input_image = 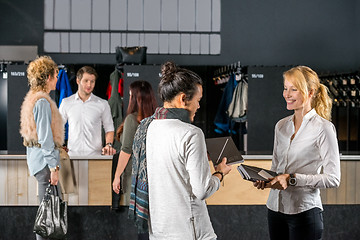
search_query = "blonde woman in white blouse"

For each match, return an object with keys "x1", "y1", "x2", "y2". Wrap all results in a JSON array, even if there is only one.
[{"x1": 254, "y1": 66, "x2": 340, "y2": 240}]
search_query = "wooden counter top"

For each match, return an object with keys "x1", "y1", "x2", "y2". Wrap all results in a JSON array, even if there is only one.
[{"x1": 1, "y1": 155, "x2": 359, "y2": 206}]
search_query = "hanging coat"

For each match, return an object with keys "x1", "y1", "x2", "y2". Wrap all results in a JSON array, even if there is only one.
[{"x1": 213, "y1": 74, "x2": 238, "y2": 133}]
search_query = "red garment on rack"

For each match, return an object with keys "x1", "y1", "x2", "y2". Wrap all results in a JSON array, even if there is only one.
[{"x1": 106, "y1": 76, "x2": 124, "y2": 99}]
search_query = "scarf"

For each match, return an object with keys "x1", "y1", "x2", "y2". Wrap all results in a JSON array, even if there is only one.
[
  {"x1": 20, "y1": 90, "x2": 64, "y2": 148},
  {"x1": 128, "y1": 107, "x2": 190, "y2": 233}
]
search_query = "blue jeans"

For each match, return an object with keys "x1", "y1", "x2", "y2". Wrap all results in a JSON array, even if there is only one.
[{"x1": 268, "y1": 208, "x2": 323, "y2": 240}]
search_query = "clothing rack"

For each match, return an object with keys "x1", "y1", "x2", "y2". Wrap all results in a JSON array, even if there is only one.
[
  {"x1": 320, "y1": 71, "x2": 360, "y2": 108},
  {"x1": 0, "y1": 60, "x2": 11, "y2": 72},
  {"x1": 58, "y1": 64, "x2": 68, "y2": 72},
  {"x1": 319, "y1": 71, "x2": 360, "y2": 151},
  {"x1": 0, "y1": 60, "x2": 25, "y2": 73},
  {"x1": 212, "y1": 61, "x2": 248, "y2": 152},
  {"x1": 213, "y1": 61, "x2": 243, "y2": 85}
]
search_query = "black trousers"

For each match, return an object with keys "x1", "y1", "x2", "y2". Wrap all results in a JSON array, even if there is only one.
[{"x1": 268, "y1": 208, "x2": 323, "y2": 240}]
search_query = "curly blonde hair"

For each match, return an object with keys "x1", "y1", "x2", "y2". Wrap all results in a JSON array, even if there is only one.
[
  {"x1": 283, "y1": 66, "x2": 333, "y2": 120},
  {"x1": 27, "y1": 56, "x2": 58, "y2": 92}
]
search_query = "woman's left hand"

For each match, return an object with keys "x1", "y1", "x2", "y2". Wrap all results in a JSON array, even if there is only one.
[
  {"x1": 112, "y1": 176, "x2": 121, "y2": 194},
  {"x1": 253, "y1": 180, "x2": 271, "y2": 190},
  {"x1": 269, "y1": 174, "x2": 290, "y2": 190},
  {"x1": 50, "y1": 171, "x2": 59, "y2": 185}
]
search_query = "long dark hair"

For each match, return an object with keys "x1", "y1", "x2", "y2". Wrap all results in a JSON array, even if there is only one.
[
  {"x1": 116, "y1": 80, "x2": 157, "y2": 140},
  {"x1": 159, "y1": 61, "x2": 202, "y2": 103}
]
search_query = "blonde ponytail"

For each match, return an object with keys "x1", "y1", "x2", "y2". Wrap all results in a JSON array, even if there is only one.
[{"x1": 312, "y1": 83, "x2": 332, "y2": 121}]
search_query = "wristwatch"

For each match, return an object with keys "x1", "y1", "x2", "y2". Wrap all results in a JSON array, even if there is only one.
[
  {"x1": 50, "y1": 166, "x2": 60, "y2": 172},
  {"x1": 288, "y1": 173, "x2": 297, "y2": 186},
  {"x1": 106, "y1": 143, "x2": 113, "y2": 148}
]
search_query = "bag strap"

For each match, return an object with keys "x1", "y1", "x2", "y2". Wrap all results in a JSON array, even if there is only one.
[
  {"x1": 45, "y1": 183, "x2": 61, "y2": 197},
  {"x1": 52, "y1": 184, "x2": 61, "y2": 197}
]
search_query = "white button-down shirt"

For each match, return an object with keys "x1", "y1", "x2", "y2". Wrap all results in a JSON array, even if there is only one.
[
  {"x1": 267, "y1": 109, "x2": 341, "y2": 214},
  {"x1": 59, "y1": 92, "x2": 114, "y2": 156}
]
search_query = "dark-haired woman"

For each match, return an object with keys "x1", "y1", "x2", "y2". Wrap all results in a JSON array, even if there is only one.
[
  {"x1": 129, "y1": 62, "x2": 231, "y2": 240},
  {"x1": 112, "y1": 80, "x2": 157, "y2": 239}
]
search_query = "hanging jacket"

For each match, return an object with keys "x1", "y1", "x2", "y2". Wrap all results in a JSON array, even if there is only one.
[
  {"x1": 56, "y1": 69, "x2": 73, "y2": 107},
  {"x1": 213, "y1": 73, "x2": 238, "y2": 133},
  {"x1": 56, "y1": 69, "x2": 73, "y2": 141},
  {"x1": 227, "y1": 79, "x2": 248, "y2": 122},
  {"x1": 108, "y1": 68, "x2": 124, "y2": 151}
]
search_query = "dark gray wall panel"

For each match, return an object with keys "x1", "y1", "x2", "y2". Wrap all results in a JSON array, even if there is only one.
[
  {"x1": 90, "y1": 32, "x2": 100, "y2": 53},
  {"x1": 127, "y1": 0, "x2": 143, "y2": 30},
  {"x1": 191, "y1": 34, "x2": 201, "y2": 54},
  {"x1": 60, "y1": 32, "x2": 69, "y2": 53},
  {"x1": 69, "y1": 32, "x2": 81, "y2": 53},
  {"x1": 161, "y1": 0, "x2": 178, "y2": 31},
  {"x1": 169, "y1": 34, "x2": 181, "y2": 54},
  {"x1": 100, "y1": 33, "x2": 110, "y2": 53},
  {"x1": 212, "y1": 0, "x2": 221, "y2": 31},
  {"x1": 44, "y1": 0, "x2": 54, "y2": 29},
  {"x1": 126, "y1": 33, "x2": 140, "y2": 46},
  {"x1": 121, "y1": 33, "x2": 127, "y2": 47},
  {"x1": 196, "y1": 0, "x2": 211, "y2": 31},
  {"x1": 145, "y1": 34, "x2": 159, "y2": 54},
  {"x1": 1, "y1": 0, "x2": 359, "y2": 70},
  {"x1": 179, "y1": 0, "x2": 195, "y2": 31},
  {"x1": 181, "y1": 34, "x2": 191, "y2": 54},
  {"x1": 92, "y1": 0, "x2": 109, "y2": 30},
  {"x1": 159, "y1": 34, "x2": 169, "y2": 54},
  {"x1": 144, "y1": 0, "x2": 161, "y2": 30},
  {"x1": 247, "y1": 66, "x2": 292, "y2": 153},
  {"x1": 110, "y1": 33, "x2": 121, "y2": 53},
  {"x1": 71, "y1": 0, "x2": 91, "y2": 30},
  {"x1": 44, "y1": 32, "x2": 60, "y2": 52},
  {"x1": 123, "y1": 65, "x2": 162, "y2": 110},
  {"x1": 7, "y1": 65, "x2": 28, "y2": 154},
  {"x1": 54, "y1": 0, "x2": 70, "y2": 29},
  {"x1": 110, "y1": 0, "x2": 127, "y2": 30},
  {"x1": 210, "y1": 34, "x2": 220, "y2": 55},
  {"x1": 200, "y1": 34, "x2": 210, "y2": 54},
  {"x1": 139, "y1": 33, "x2": 145, "y2": 47},
  {"x1": 80, "y1": 33, "x2": 91, "y2": 53}
]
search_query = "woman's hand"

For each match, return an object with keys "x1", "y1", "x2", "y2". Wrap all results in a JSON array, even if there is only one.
[
  {"x1": 269, "y1": 174, "x2": 290, "y2": 190},
  {"x1": 253, "y1": 180, "x2": 271, "y2": 190},
  {"x1": 112, "y1": 174, "x2": 121, "y2": 194},
  {"x1": 215, "y1": 157, "x2": 232, "y2": 175},
  {"x1": 50, "y1": 171, "x2": 59, "y2": 185}
]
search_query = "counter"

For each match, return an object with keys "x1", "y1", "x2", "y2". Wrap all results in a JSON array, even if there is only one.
[{"x1": 1, "y1": 154, "x2": 359, "y2": 206}]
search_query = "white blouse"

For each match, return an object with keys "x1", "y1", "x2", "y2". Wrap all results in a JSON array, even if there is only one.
[{"x1": 266, "y1": 109, "x2": 341, "y2": 214}]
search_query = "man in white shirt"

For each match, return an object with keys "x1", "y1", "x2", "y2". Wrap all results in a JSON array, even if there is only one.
[{"x1": 59, "y1": 66, "x2": 116, "y2": 156}]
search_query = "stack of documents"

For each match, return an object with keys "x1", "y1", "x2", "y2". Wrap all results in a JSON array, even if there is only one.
[{"x1": 237, "y1": 164, "x2": 277, "y2": 182}]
